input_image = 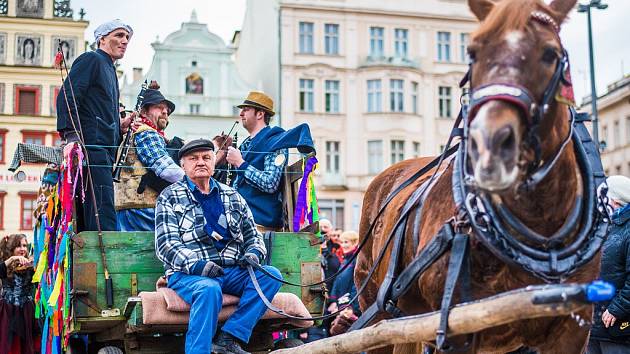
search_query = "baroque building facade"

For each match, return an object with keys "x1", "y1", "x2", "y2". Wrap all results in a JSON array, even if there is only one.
[
  {"x1": 235, "y1": 0, "x2": 477, "y2": 229},
  {"x1": 581, "y1": 74, "x2": 630, "y2": 177},
  {"x1": 0, "y1": 0, "x2": 87, "y2": 237},
  {"x1": 121, "y1": 11, "x2": 250, "y2": 142}
]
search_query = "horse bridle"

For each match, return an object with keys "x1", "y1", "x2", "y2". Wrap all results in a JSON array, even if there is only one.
[{"x1": 465, "y1": 11, "x2": 573, "y2": 192}]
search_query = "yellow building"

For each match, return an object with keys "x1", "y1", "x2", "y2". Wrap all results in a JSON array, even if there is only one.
[{"x1": 0, "y1": 0, "x2": 87, "y2": 237}]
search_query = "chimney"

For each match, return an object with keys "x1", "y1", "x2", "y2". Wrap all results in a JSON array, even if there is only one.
[{"x1": 133, "y1": 67, "x2": 143, "y2": 83}]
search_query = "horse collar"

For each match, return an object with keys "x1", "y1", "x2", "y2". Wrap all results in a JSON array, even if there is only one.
[{"x1": 452, "y1": 114, "x2": 610, "y2": 282}]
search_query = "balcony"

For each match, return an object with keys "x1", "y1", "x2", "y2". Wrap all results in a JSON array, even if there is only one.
[{"x1": 361, "y1": 55, "x2": 420, "y2": 69}]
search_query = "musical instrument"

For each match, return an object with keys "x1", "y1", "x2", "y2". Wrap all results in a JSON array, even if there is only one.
[{"x1": 225, "y1": 132, "x2": 238, "y2": 185}]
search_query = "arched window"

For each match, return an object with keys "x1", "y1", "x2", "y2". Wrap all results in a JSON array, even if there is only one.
[{"x1": 185, "y1": 73, "x2": 203, "y2": 94}]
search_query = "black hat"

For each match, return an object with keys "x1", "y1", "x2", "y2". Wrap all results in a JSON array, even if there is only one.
[
  {"x1": 142, "y1": 89, "x2": 176, "y2": 115},
  {"x1": 178, "y1": 138, "x2": 214, "y2": 159}
]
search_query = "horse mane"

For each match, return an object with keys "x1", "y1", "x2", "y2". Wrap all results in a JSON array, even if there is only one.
[{"x1": 472, "y1": 0, "x2": 563, "y2": 41}]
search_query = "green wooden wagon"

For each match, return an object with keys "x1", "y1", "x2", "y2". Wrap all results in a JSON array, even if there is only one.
[
  {"x1": 65, "y1": 159, "x2": 324, "y2": 353},
  {"x1": 68, "y1": 230, "x2": 322, "y2": 353}
]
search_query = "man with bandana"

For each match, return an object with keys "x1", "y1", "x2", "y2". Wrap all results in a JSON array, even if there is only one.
[
  {"x1": 56, "y1": 19, "x2": 133, "y2": 231},
  {"x1": 115, "y1": 84, "x2": 184, "y2": 231}
]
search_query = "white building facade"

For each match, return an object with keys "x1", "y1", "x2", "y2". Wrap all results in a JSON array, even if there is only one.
[
  {"x1": 236, "y1": 0, "x2": 477, "y2": 230},
  {"x1": 121, "y1": 11, "x2": 250, "y2": 141}
]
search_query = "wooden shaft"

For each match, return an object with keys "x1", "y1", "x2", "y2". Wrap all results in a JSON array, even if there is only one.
[{"x1": 271, "y1": 288, "x2": 589, "y2": 354}]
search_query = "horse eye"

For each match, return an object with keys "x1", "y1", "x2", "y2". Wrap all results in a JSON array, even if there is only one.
[{"x1": 541, "y1": 48, "x2": 558, "y2": 64}]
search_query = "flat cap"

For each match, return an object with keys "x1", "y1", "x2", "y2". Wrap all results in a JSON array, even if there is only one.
[{"x1": 178, "y1": 138, "x2": 214, "y2": 159}]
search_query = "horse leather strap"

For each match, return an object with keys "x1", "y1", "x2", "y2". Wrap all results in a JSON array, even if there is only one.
[
  {"x1": 453, "y1": 113, "x2": 610, "y2": 282},
  {"x1": 436, "y1": 232, "x2": 471, "y2": 351},
  {"x1": 348, "y1": 223, "x2": 457, "y2": 332}
]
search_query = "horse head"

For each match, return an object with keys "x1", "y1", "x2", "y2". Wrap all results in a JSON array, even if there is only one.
[{"x1": 466, "y1": 0, "x2": 576, "y2": 192}]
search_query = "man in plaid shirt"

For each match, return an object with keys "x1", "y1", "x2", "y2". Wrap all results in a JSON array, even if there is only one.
[
  {"x1": 227, "y1": 91, "x2": 315, "y2": 231},
  {"x1": 155, "y1": 138, "x2": 282, "y2": 354},
  {"x1": 115, "y1": 87, "x2": 184, "y2": 231}
]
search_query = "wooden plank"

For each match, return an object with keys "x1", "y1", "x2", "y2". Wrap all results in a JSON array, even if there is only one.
[{"x1": 270, "y1": 286, "x2": 591, "y2": 354}]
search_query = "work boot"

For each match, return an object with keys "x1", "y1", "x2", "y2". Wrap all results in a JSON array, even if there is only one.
[{"x1": 212, "y1": 331, "x2": 250, "y2": 354}]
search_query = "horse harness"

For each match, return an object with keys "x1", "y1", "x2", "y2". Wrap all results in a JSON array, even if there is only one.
[{"x1": 245, "y1": 10, "x2": 610, "y2": 351}]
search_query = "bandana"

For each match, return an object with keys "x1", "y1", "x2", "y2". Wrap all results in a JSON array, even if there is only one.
[
  {"x1": 94, "y1": 19, "x2": 133, "y2": 45},
  {"x1": 140, "y1": 116, "x2": 165, "y2": 138}
]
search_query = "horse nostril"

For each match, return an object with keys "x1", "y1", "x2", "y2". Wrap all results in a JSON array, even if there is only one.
[{"x1": 495, "y1": 126, "x2": 516, "y2": 153}]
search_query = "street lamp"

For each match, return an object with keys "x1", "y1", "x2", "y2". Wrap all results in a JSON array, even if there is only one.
[{"x1": 577, "y1": 0, "x2": 608, "y2": 150}]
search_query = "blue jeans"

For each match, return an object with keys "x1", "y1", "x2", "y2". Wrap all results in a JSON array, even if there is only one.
[{"x1": 168, "y1": 265, "x2": 282, "y2": 354}]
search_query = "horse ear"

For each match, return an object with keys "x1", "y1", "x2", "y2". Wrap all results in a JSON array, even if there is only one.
[
  {"x1": 468, "y1": 0, "x2": 495, "y2": 21},
  {"x1": 549, "y1": 0, "x2": 578, "y2": 23}
]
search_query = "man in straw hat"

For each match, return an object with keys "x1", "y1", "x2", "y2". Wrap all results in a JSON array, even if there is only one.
[
  {"x1": 227, "y1": 91, "x2": 315, "y2": 231},
  {"x1": 56, "y1": 19, "x2": 134, "y2": 232}
]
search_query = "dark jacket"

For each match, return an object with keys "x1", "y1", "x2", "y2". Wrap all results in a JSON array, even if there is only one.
[
  {"x1": 330, "y1": 247, "x2": 360, "y2": 315},
  {"x1": 590, "y1": 204, "x2": 630, "y2": 342},
  {"x1": 234, "y1": 124, "x2": 314, "y2": 227},
  {"x1": 56, "y1": 48, "x2": 121, "y2": 158},
  {"x1": 321, "y1": 240, "x2": 341, "y2": 293}
]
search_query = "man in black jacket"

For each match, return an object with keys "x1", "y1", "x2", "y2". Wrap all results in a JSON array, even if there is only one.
[
  {"x1": 587, "y1": 175, "x2": 630, "y2": 354},
  {"x1": 56, "y1": 19, "x2": 133, "y2": 231}
]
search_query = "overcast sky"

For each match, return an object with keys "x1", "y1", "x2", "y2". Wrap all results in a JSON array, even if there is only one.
[{"x1": 71, "y1": 0, "x2": 628, "y2": 105}]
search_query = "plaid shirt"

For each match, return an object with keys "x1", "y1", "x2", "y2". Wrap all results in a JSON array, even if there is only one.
[
  {"x1": 135, "y1": 129, "x2": 177, "y2": 176},
  {"x1": 155, "y1": 179, "x2": 266, "y2": 277},
  {"x1": 235, "y1": 137, "x2": 288, "y2": 193}
]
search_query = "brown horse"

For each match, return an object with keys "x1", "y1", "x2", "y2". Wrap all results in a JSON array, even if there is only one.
[{"x1": 355, "y1": 0, "x2": 601, "y2": 353}]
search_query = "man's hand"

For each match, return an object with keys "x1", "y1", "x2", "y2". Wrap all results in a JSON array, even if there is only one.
[
  {"x1": 226, "y1": 146, "x2": 245, "y2": 168},
  {"x1": 240, "y1": 252, "x2": 260, "y2": 267},
  {"x1": 602, "y1": 309, "x2": 617, "y2": 328},
  {"x1": 121, "y1": 112, "x2": 141, "y2": 134},
  {"x1": 201, "y1": 261, "x2": 224, "y2": 278}
]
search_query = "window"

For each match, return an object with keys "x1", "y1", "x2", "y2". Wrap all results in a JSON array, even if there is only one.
[
  {"x1": 369, "y1": 27, "x2": 384, "y2": 58},
  {"x1": 390, "y1": 79, "x2": 404, "y2": 112},
  {"x1": 460, "y1": 33, "x2": 470, "y2": 63},
  {"x1": 325, "y1": 80, "x2": 340, "y2": 113},
  {"x1": 616, "y1": 165, "x2": 622, "y2": 175},
  {"x1": 15, "y1": 86, "x2": 40, "y2": 115},
  {"x1": 50, "y1": 132, "x2": 63, "y2": 147},
  {"x1": 439, "y1": 86, "x2": 452, "y2": 118},
  {"x1": 437, "y1": 31, "x2": 451, "y2": 62},
  {"x1": 0, "y1": 129, "x2": 6, "y2": 164},
  {"x1": 325, "y1": 141, "x2": 340, "y2": 174},
  {"x1": 324, "y1": 24, "x2": 339, "y2": 55},
  {"x1": 413, "y1": 141, "x2": 421, "y2": 158},
  {"x1": 319, "y1": 199, "x2": 345, "y2": 230},
  {"x1": 391, "y1": 140, "x2": 405, "y2": 164},
  {"x1": 22, "y1": 130, "x2": 46, "y2": 145},
  {"x1": 51, "y1": 86, "x2": 60, "y2": 115},
  {"x1": 0, "y1": 192, "x2": 5, "y2": 230},
  {"x1": 602, "y1": 125, "x2": 608, "y2": 147},
  {"x1": 626, "y1": 116, "x2": 630, "y2": 145},
  {"x1": 367, "y1": 140, "x2": 383, "y2": 175},
  {"x1": 411, "y1": 82, "x2": 419, "y2": 114},
  {"x1": 394, "y1": 29, "x2": 408, "y2": 58},
  {"x1": 614, "y1": 120, "x2": 620, "y2": 149},
  {"x1": 20, "y1": 192, "x2": 37, "y2": 230},
  {"x1": 299, "y1": 79, "x2": 314, "y2": 112},
  {"x1": 190, "y1": 104, "x2": 200, "y2": 115},
  {"x1": 299, "y1": 22, "x2": 314, "y2": 54},
  {"x1": 367, "y1": 79, "x2": 382, "y2": 112}
]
